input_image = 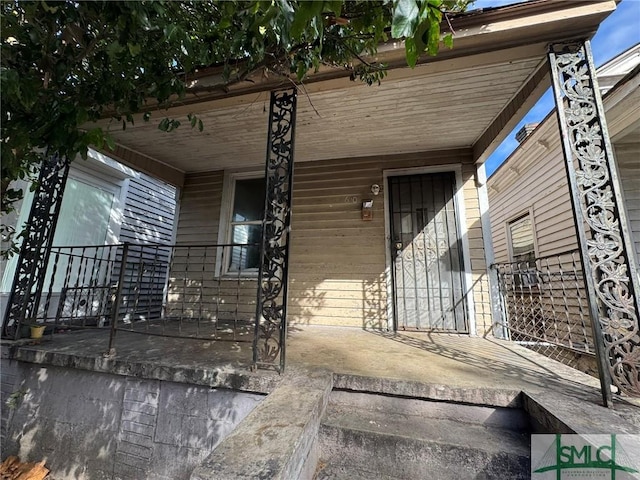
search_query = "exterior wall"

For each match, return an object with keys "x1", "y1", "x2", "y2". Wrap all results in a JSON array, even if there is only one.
[
  {"x1": 0, "y1": 359, "x2": 263, "y2": 480},
  {"x1": 120, "y1": 175, "x2": 176, "y2": 245},
  {"x1": 487, "y1": 62, "x2": 639, "y2": 376},
  {"x1": 614, "y1": 143, "x2": 640, "y2": 261},
  {"x1": 119, "y1": 174, "x2": 177, "y2": 321},
  {"x1": 171, "y1": 149, "x2": 494, "y2": 335},
  {"x1": 168, "y1": 172, "x2": 256, "y2": 321},
  {"x1": 488, "y1": 116, "x2": 577, "y2": 263},
  {"x1": 489, "y1": 53, "x2": 640, "y2": 266},
  {"x1": 0, "y1": 156, "x2": 177, "y2": 326}
]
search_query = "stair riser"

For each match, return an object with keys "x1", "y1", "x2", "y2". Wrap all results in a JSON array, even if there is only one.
[
  {"x1": 319, "y1": 425, "x2": 530, "y2": 480},
  {"x1": 330, "y1": 391, "x2": 530, "y2": 433}
]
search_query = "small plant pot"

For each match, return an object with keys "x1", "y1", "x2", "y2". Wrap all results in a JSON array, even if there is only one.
[{"x1": 30, "y1": 325, "x2": 46, "y2": 339}]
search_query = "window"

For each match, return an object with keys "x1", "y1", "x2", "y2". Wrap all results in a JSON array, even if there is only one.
[
  {"x1": 508, "y1": 214, "x2": 536, "y2": 263},
  {"x1": 219, "y1": 174, "x2": 265, "y2": 275},
  {"x1": 508, "y1": 213, "x2": 537, "y2": 287}
]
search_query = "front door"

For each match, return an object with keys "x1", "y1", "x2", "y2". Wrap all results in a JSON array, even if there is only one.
[{"x1": 388, "y1": 172, "x2": 467, "y2": 332}]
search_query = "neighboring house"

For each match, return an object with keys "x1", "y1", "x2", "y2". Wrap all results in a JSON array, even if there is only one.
[
  {"x1": 0, "y1": 149, "x2": 177, "y2": 327},
  {"x1": 487, "y1": 44, "x2": 640, "y2": 372}
]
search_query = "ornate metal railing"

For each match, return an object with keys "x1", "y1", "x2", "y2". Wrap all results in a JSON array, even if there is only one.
[
  {"x1": 492, "y1": 250, "x2": 597, "y2": 361},
  {"x1": 254, "y1": 88, "x2": 297, "y2": 372},
  {"x1": 2, "y1": 155, "x2": 70, "y2": 339},
  {"x1": 549, "y1": 40, "x2": 640, "y2": 403},
  {"x1": 3, "y1": 242, "x2": 260, "y2": 349},
  {"x1": 5, "y1": 244, "x2": 122, "y2": 333},
  {"x1": 110, "y1": 242, "x2": 258, "y2": 345}
]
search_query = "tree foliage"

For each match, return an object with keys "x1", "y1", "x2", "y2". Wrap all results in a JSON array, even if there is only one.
[{"x1": 1, "y1": 0, "x2": 471, "y2": 240}]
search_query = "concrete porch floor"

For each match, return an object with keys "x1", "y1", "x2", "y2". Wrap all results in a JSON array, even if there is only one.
[
  {"x1": 4, "y1": 324, "x2": 640, "y2": 480},
  {"x1": 4, "y1": 325, "x2": 640, "y2": 430}
]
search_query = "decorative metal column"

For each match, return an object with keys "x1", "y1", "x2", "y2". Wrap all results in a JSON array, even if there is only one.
[
  {"x1": 2, "y1": 154, "x2": 70, "y2": 339},
  {"x1": 253, "y1": 88, "x2": 297, "y2": 372},
  {"x1": 549, "y1": 40, "x2": 640, "y2": 405}
]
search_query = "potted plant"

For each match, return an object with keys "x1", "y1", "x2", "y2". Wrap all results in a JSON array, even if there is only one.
[{"x1": 29, "y1": 322, "x2": 45, "y2": 339}]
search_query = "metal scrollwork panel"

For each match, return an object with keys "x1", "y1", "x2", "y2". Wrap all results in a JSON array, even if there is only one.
[
  {"x1": 2, "y1": 154, "x2": 70, "y2": 338},
  {"x1": 253, "y1": 89, "x2": 297, "y2": 371},
  {"x1": 549, "y1": 41, "x2": 640, "y2": 400}
]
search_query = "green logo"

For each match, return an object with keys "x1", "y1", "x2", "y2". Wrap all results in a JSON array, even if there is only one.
[{"x1": 532, "y1": 434, "x2": 640, "y2": 480}]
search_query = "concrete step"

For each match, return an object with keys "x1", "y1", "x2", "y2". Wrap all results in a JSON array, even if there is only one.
[
  {"x1": 329, "y1": 391, "x2": 531, "y2": 432},
  {"x1": 315, "y1": 464, "x2": 403, "y2": 480},
  {"x1": 318, "y1": 396, "x2": 531, "y2": 480}
]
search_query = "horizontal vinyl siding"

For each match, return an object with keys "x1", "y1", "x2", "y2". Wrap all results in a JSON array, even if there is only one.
[
  {"x1": 120, "y1": 175, "x2": 176, "y2": 244},
  {"x1": 168, "y1": 171, "x2": 257, "y2": 320},
  {"x1": 175, "y1": 171, "x2": 223, "y2": 244},
  {"x1": 288, "y1": 150, "x2": 490, "y2": 332},
  {"x1": 488, "y1": 118, "x2": 579, "y2": 264},
  {"x1": 109, "y1": 174, "x2": 177, "y2": 321},
  {"x1": 615, "y1": 143, "x2": 640, "y2": 262},
  {"x1": 171, "y1": 150, "x2": 492, "y2": 333}
]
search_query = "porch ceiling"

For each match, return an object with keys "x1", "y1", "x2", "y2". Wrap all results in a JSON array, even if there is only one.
[
  {"x1": 103, "y1": 54, "x2": 543, "y2": 174},
  {"x1": 94, "y1": 0, "x2": 616, "y2": 186}
]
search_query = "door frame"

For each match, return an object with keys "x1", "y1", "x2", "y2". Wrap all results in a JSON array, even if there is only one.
[{"x1": 382, "y1": 164, "x2": 476, "y2": 335}]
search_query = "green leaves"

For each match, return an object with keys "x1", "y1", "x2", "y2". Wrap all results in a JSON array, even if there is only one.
[
  {"x1": 390, "y1": 0, "x2": 457, "y2": 67},
  {"x1": 127, "y1": 42, "x2": 142, "y2": 57},
  {"x1": 392, "y1": 0, "x2": 419, "y2": 38},
  {"x1": 187, "y1": 113, "x2": 204, "y2": 132},
  {"x1": 290, "y1": 1, "x2": 324, "y2": 40},
  {"x1": 158, "y1": 117, "x2": 180, "y2": 132},
  {"x1": 404, "y1": 37, "x2": 419, "y2": 68},
  {"x1": 1, "y1": 0, "x2": 469, "y2": 245}
]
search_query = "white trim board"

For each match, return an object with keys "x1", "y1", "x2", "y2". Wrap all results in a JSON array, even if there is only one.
[{"x1": 215, "y1": 168, "x2": 265, "y2": 278}]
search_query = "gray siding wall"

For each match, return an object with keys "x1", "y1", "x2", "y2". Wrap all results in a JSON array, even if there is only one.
[
  {"x1": 120, "y1": 175, "x2": 176, "y2": 245},
  {"x1": 488, "y1": 116, "x2": 578, "y2": 263},
  {"x1": 114, "y1": 173, "x2": 177, "y2": 322}
]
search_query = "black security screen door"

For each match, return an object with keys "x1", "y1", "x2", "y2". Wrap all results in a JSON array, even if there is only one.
[{"x1": 389, "y1": 172, "x2": 467, "y2": 332}]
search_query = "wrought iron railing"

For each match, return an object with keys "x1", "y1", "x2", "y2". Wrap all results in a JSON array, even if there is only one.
[
  {"x1": 4, "y1": 242, "x2": 259, "y2": 347},
  {"x1": 492, "y1": 249, "x2": 596, "y2": 358},
  {"x1": 24, "y1": 244, "x2": 122, "y2": 330},
  {"x1": 111, "y1": 242, "x2": 258, "y2": 344}
]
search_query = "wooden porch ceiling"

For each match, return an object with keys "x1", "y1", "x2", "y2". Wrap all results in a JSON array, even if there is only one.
[{"x1": 95, "y1": 0, "x2": 616, "y2": 187}]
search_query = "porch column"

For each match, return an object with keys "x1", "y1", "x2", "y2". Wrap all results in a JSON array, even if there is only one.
[
  {"x1": 253, "y1": 88, "x2": 297, "y2": 372},
  {"x1": 2, "y1": 154, "x2": 70, "y2": 339},
  {"x1": 549, "y1": 40, "x2": 640, "y2": 406}
]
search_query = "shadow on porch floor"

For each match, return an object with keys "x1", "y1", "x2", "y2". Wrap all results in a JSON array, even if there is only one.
[
  {"x1": 0, "y1": 325, "x2": 613, "y2": 396},
  {"x1": 287, "y1": 327, "x2": 600, "y2": 397}
]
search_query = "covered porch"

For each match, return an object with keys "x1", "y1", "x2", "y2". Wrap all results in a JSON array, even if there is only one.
[{"x1": 3, "y1": 0, "x2": 639, "y2": 408}]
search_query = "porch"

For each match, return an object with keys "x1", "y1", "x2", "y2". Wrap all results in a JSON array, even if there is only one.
[
  {"x1": 3, "y1": 0, "x2": 638, "y2": 418},
  {"x1": 2, "y1": 323, "x2": 630, "y2": 404},
  {"x1": 2, "y1": 325, "x2": 639, "y2": 478}
]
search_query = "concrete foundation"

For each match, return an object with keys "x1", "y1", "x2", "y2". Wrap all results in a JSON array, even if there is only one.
[
  {"x1": 0, "y1": 358, "x2": 263, "y2": 480},
  {"x1": 2, "y1": 326, "x2": 639, "y2": 479}
]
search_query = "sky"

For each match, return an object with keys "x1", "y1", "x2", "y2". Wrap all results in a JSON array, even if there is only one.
[{"x1": 474, "y1": 0, "x2": 640, "y2": 176}]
